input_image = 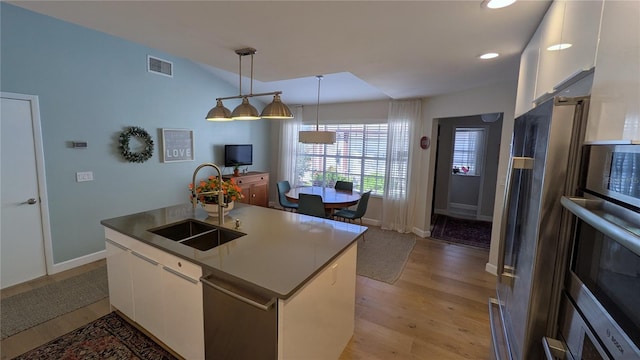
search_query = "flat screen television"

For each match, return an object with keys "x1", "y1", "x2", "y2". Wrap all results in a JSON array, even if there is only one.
[{"x1": 224, "y1": 144, "x2": 253, "y2": 167}]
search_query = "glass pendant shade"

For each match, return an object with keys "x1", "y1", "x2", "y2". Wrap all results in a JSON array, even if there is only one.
[
  {"x1": 206, "y1": 99, "x2": 233, "y2": 121},
  {"x1": 299, "y1": 130, "x2": 337, "y2": 144},
  {"x1": 231, "y1": 97, "x2": 260, "y2": 120},
  {"x1": 261, "y1": 94, "x2": 294, "y2": 119}
]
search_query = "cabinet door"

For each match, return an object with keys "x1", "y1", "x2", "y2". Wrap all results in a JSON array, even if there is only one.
[
  {"x1": 238, "y1": 185, "x2": 251, "y2": 205},
  {"x1": 162, "y1": 265, "x2": 204, "y2": 360},
  {"x1": 555, "y1": 0, "x2": 602, "y2": 83},
  {"x1": 105, "y1": 240, "x2": 134, "y2": 319},
  {"x1": 587, "y1": 0, "x2": 640, "y2": 141},
  {"x1": 130, "y1": 250, "x2": 164, "y2": 340},
  {"x1": 251, "y1": 181, "x2": 269, "y2": 207},
  {"x1": 515, "y1": 25, "x2": 542, "y2": 117},
  {"x1": 278, "y1": 243, "x2": 357, "y2": 360},
  {"x1": 535, "y1": 0, "x2": 567, "y2": 100}
]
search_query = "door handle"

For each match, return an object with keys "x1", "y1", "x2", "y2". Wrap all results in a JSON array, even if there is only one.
[
  {"x1": 497, "y1": 157, "x2": 534, "y2": 281},
  {"x1": 22, "y1": 198, "x2": 37, "y2": 205}
]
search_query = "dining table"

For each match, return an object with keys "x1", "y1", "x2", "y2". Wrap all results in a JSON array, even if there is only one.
[{"x1": 285, "y1": 186, "x2": 361, "y2": 213}]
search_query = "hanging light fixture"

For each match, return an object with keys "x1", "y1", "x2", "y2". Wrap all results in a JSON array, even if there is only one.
[
  {"x1": 299, "y1": 75, "x2": 336, "y2": 144},
  {"x1": 205, "y1": 48, "x2": 293, "y2": 121}
]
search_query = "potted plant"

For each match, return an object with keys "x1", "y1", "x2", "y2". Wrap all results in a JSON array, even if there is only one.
[{"x1": 189, "y1": 176, "x2": 244, "y2": 215}]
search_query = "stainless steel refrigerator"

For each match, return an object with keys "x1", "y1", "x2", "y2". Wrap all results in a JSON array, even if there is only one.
[{"x1": 489, "y1": 96, "x2": 590, "y2": 360}]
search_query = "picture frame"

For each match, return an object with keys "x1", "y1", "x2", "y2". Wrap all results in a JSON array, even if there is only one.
[{"x1": 161, "y1": 128, "x2": 194, "y2": 162}]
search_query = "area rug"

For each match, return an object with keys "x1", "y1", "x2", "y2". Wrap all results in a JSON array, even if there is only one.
[
  {"x1": 356, "y1": 226, "x2": 416, "y2": 284},
  {"x1": 12, "y1": 311, "x2": 177, "y2": 360},
  {"x1": 431, "y1": 214, "x2": 492, "y2": 250},
  {"x1": 1, "y1": 265, "x2": 108, "y2": 339}
]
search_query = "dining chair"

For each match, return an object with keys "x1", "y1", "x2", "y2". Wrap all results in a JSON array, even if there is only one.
[
  {"x1": 277, "y1": 180, "x2": 298, "y2": 212},
  {"x1": 297, "y1": 194, "x2": 329, "y2": 218},
  {"x1": 333, "y1": 190, "x2": 371, "y2": 226},
  {"x1": 334, "y1": 180, "x2": 353, "y2": 192}
]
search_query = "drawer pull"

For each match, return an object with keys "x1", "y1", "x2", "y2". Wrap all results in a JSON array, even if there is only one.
[
  {"x1": 131, "y1": 251, "x2": 159, "y2": 266},
  {"x1": 163, "y1": 266, "x2": 198, "y2": 284},
  {"x1": 106, "y1": 238, "x2": 128, "y2": 251}
]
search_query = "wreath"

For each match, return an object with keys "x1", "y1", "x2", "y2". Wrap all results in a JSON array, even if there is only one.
[{"x1": 119, "y1": 126, "x2": 154, "y2": 163}]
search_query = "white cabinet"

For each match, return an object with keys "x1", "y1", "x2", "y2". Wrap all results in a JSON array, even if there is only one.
[
  {"x1": 535, "y1": 0, "x2": 567, "y2": 101},
  {"x1": 277, "y1": 243, "x2": 357, "y2": 360},
  {"x1": 105, "y1": 235, "x2": 134, "y2": 319},
  {"x1": 130, "y1": 243, "x2": 164, "y2": 341},
  {"x1": 555, "y1": 0, "x2": 603, "y2": 83},
  {"x1": 586, "y1": 0, "x2": 640, "y2": 141},
  {"x1": 520, "y1": 0, "x2": 602, "y2": 106},
  {"x1": 162, "y1": 253, "x2": 204, "y2": 360},
  {"x1": 104, "y1": 228, "x2": 204, "y2": 359},
  {"x1": 515, "y1": 26, "x2": 542, "y2": 117}
]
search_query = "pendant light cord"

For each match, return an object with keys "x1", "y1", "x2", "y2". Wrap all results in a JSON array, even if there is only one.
[
  {"x1": 250, "y1": 53, "x2": 254, "y2": 95},
  {"x1": 238, "y1": 52, "x2": 242, "y2": 96},
  {"x1": 236, "y1": 50, "x2": 256, "y2": 97},
  {"x1": 315, "y1": 75, "x2": 323, "y2": 131}
]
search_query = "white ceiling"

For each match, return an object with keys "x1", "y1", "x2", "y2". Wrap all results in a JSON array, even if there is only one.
[{"x1": 10, "y1": 1, "x2": 551, "y2": 105}]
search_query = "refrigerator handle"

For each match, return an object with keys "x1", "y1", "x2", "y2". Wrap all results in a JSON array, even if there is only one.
[
  {"x1": 542, "y1": 337, "x2": 571, "y2": 360},
  {"x1": 497, "y1": 156, "x2": 535, "y2": 283}
]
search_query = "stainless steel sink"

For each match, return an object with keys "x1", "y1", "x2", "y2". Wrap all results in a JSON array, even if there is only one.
[{"x1": 148, "y1": 219, "x2": 245, "y2": 251}]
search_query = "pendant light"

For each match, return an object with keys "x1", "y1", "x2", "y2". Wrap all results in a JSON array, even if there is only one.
[
  {"x1": 205, "y1": 48, "x2": 293, "y2": 121},
  {"x1": 299, "y1": 75, "x2": 336, "y2": 144},
  {"x1": 206, "y1": 99, "x2": 233, "y2": 121}
]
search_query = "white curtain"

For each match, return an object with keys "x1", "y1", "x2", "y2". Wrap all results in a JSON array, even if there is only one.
[
  {"x1": 276, "y1": 105, "x2": 302, "y2": 186},
  {"x1": 381, "y1": 99, "x2": 421, "y2": 232}
]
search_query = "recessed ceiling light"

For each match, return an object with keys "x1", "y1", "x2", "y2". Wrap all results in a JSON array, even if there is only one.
[
  {"x1": 547, "y1": 43, "x2": 573, "y2": 51},
  {"x1": 481, "y1": 0, "x2": 517, "y2": 9},
  {"x1": 480, "y1": 52, "x2": 500, "y2": 60}
]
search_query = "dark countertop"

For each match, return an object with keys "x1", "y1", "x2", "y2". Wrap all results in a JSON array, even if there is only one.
[{"x1": 101, "y1": 203, "x2": 367, "y2": 299}]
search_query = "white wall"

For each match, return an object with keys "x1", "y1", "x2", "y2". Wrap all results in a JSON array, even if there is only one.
[{"x1": 416, "y1": 80, "x2": 518, "y2": 274}]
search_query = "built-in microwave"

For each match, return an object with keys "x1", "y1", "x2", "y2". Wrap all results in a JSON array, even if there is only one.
[
  {"x1": 547, "y1": 143, "x2": 640, "y2": 360},
  {"x1": 582, "y1": 143, "x2": 640, "y2": 209}
]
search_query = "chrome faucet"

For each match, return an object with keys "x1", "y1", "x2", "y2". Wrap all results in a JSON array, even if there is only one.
[{"x1": 191, "y1": 163, "x2": 226, "y2": 225}]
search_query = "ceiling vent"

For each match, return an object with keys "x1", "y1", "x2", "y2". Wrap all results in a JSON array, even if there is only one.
[{"x1": 147, "y1": 55, "x2": 173, "y2": 77}]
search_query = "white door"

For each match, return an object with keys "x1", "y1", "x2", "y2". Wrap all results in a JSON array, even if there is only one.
[{"x1": 1, "y1": 94, "x2": 48, "y2": 288}]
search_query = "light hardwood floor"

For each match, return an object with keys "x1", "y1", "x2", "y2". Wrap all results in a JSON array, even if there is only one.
[{"x1": 1, "y1": 237, "x2": 495, "y2": 360}]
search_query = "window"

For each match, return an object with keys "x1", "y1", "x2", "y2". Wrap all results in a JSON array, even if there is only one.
[
  {"x1": 451, "y1": 127, "x2": 484, "y2": 175},
  {"x1": 297, "y1": 123, "x2": 388, "y2": 195}
]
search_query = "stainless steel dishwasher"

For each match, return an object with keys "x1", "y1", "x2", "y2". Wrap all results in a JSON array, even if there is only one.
[{"x1": 201, "y1": 272, "x2": 277, "y2": 360}]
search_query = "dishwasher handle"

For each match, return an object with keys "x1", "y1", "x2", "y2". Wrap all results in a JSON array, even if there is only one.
[{"x1": 200, "y1": 276, "x2": 276, "y2": 311}]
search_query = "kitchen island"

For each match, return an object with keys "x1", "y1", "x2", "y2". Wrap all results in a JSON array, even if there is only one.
[{"x1": 101, "y1": 202, "x2": 366, "y2": 360}]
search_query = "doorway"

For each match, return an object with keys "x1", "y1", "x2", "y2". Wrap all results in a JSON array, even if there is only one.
[
  {"x1": 1, "y1": 93, "x2": 53, "y2": 289},
  {"x1": 430, "y1": 113, "x2": 502, "y2": 248}
]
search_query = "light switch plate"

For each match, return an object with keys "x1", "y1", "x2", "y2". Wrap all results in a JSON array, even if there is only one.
[{"x1": 76, "y1": 171, "x2": 94, "y2": 182}]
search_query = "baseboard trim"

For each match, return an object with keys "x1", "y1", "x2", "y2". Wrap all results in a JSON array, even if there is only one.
[
  {"x1": 50, "y1": 249, "x2": 106, "y2": 274},
  {"x1": 361, "y1": 217, "x2": 380, "y2": 226},
  {"x1": 485, "y1": 262, "x2": 497, "y2": 276},
  {"x1": 413, "y1": 227, "x2": 429, "y2": 238}
]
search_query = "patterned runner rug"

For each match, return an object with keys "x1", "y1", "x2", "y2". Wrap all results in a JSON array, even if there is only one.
[
  {"x1": 431, "y1": 214, "x2": 492, "y2": 250},
  {"x1": 13, "y1": 312, "x2": 177, "y2": 360}
]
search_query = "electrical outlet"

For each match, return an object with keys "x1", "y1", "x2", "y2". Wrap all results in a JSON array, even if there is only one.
[{"x1": 76, "y1": 171, "x2": 94, "y2": 182}]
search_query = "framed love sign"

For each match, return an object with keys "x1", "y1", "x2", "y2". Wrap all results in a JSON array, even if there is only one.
[{"x1": 161, "y1": 128, "x2": 194, "y2": 162}]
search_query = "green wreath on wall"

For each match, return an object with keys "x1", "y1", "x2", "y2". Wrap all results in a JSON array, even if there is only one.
[{"x1": 119, "y1": 126, "x2": 154, "y2": 163}]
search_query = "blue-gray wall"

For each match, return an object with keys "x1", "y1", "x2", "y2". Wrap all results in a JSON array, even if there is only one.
[{"x1": 1, "y1": 3, "x2": 270, "y2": 263}]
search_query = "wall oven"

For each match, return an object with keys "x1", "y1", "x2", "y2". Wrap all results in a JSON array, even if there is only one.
[{"x1": 550, "y1": 143, "x2": 640, "y2": 360}]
